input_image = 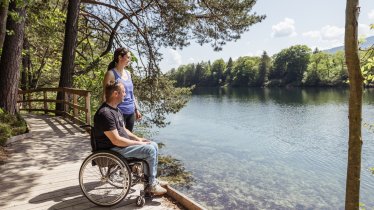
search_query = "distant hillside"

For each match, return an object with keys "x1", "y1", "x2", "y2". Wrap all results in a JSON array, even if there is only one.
[{"x1": 323, "y1": 35, "x2": 374, "y2": 54}]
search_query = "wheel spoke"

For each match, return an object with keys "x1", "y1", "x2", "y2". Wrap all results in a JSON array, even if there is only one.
[{"x1": 79, "y1": 152, "x2": 132, "y2": 206}]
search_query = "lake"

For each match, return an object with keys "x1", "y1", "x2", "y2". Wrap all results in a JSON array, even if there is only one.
[{"x1": 152, "y1": 87, "x2": 374, "y2": 210}]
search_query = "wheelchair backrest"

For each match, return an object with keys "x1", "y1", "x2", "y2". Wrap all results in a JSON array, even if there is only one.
[{"x1": 90, "y1": 127, "x2": 98, "y2": 152}]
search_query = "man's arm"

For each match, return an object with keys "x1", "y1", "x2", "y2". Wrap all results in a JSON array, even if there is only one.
[
  {"x1": 123, "y1": 127, "x2": 148, "y2": 142},
  {"x1": 104, "y1": 129, "x2": 149, "y2": 147}
]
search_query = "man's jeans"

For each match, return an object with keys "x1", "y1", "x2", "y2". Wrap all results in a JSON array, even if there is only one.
[{"x1": 111, "y1": 141, "x2": 158, "y2": 185}]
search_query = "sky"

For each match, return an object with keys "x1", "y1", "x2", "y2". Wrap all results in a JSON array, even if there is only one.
[{"x1": 159, "y1": 0, "x2": 374, "y2": 72}]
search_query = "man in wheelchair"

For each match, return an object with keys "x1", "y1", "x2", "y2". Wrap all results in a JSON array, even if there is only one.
[{"x1": 93, "y1": 81, "x2": 167, "y2": 195}]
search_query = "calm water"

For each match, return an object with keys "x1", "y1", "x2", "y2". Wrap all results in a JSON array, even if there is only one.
[{"x1": 153, "y1": 87, "x2": 374, "y2": 210}]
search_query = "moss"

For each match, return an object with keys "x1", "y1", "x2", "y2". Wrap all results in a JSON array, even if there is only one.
[
  {"x1": 158, "y1": 154, "x2": 194, "y2": 188},
  {"x1": 0, "y1": 123, "x2": 12, "y2": 146},
  {"x1": 0, "y1": 109, "x2": 28, "y2": 146}
]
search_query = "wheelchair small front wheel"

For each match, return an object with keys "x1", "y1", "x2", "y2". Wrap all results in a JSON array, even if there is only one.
[
  {"x1": 136, "y1": 195, "x2": 145, "y2": 207},
  {"x1": 79, "y1": 151, "x2": 132, "y2": 207}
]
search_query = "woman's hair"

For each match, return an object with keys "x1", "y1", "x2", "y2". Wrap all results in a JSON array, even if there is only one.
[
  {"x1": 105, "y1": 80, "x2": 122, "y2": 102},
  {"x1": 107, "y1": 47, "x2": 130, "y2": 70}
]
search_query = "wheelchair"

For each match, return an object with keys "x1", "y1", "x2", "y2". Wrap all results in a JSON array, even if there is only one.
[{"x1": 79, "y1": 126, "x2": 152, "y2": 207}]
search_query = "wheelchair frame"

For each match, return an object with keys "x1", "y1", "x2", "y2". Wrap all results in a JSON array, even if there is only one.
[{"x1": 78, "y1": 126, "x2": 152, "y2": 207}]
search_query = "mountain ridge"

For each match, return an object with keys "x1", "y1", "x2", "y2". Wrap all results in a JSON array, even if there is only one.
[{"x1": 323, "y1": 35, "x2": 374, "y2": 53}]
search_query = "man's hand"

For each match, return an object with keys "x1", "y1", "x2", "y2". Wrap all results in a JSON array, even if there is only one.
[
  {"x1": 140, "y1": 138, "x2": 150, "y2": 142},
  {"x1": 139, "y1": 140, "x2": 150, "y2": 145}
]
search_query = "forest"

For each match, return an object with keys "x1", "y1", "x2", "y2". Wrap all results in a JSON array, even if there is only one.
[{"x1": 168, "y1": 41, "x2": 374, "y2": 88}]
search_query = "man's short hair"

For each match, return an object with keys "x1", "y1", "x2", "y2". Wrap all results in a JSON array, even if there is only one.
[{"x1": 105, "y1": 80, "x2": 122, "y2": 102}]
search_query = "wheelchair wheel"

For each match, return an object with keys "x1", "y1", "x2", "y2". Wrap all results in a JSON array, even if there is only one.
[
  {"x1": 99, "y1": 164, "x2": 124, "y2": 188},
  {"x1": 79, "y1": 151, "x2": 132, "y2": 206},
  {"x1": 136, "y1": 195, "x2": 145, "y2": 207}
]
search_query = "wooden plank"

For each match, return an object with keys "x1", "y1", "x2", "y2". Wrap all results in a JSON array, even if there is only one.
[
  {"x1": 19, "y1": 108, "x2": 58, "y2": 113},
  {"x1": 73, "y1": 94, "x2": 78, "y2": 118},
  {"x1": 17, "y1": 99, "x2": 63, "y2": 103},
  {"x1": 18, "y1": 88, "x2": 63, "y2": 94},
  {"x1": 85, "y1": 92, "x2": 91, "y2": 125},
  {"x1": 166, "y1": 186, "x2": 206, "y2": 210},
  {"x1": 43, "y1": 91, "x2": 48, "y2": 114},
  {"x1": 0, "y1": 114, "x2": 185, "y2": 210},
  {"x1": 63, "y1": 88, "x2": 91, "y2": 96}
]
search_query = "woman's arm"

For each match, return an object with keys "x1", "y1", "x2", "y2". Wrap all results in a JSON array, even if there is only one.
[
  {"x1": 134, "y1": 96, "x2": 142, "y2": 120},
  {"x1": 102, "y1": 70, "x2": 115, "y2": 102},
  {"x1": 127, "y1": 70, "x2": 142, "y2": 120}
]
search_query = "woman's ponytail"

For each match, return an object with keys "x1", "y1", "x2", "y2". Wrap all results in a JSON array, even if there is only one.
[{"x1": 107, "y1": 60, "x2": 115, "y2": 71}]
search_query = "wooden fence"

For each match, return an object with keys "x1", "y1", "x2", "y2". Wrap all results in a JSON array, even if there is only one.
[{"x1": 17, "y1": 88, "x2": 91, "y2": 125}]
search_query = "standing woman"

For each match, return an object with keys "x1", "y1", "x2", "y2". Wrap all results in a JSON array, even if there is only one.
[{"x1": 103, "y1": 47, "x2": 142, "y2": 131}]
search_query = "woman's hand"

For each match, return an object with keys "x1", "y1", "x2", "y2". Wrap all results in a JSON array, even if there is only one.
[{"x1": 135, "y1": 109, "x2": 142, "y2": 121}]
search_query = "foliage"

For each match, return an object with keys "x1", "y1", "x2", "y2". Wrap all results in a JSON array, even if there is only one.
[
  {"x1": 270, "y1": 45, "x2": 311, "y2": 85},
  {"x1": 211, "y1": 59, "x2": 226, "y2": 86},
  {"x1": 134, "y1": 75, "x2": 191, "y2": 128},
  {"x1": 258, "y1": 51, "x2": 271, "y2": 86},
  {"x1": 303, "y1": 51, "x2": 347, "y2": 86},
  {"x1": 0, "y1": 109, "x2": 27, "y2": 146},
  {"x1": 79, "y1": 0, "x2": 265, "y2": 74},
  {"x1": 232, "y1": 56, "x2": 260, "y2": 86},
  {"x1": 23, "y1": 0, "x2": 66, "y2": 89},
  {"x1": 361, "y1": 36, "x2": 374, "y2": 87}
]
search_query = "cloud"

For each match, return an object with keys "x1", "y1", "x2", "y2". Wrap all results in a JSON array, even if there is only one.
[
  {"x1": 320, "y1": 25, "x2": 344, "y2": 41},
  {"x1": 271, "y1": 18, "x2": 297, "y2": 38},
  {"x1": 369, "y1": 9, "x2": 374, "y2": 20},
  {"x1": 159, "y1": 49, "x2": 183, "y2": 72},
  {"x1": 302, "y1": 31, "x2": 321, "y2": 39},
  {"x1": 167, "y1": 49, "x2": 182, "y2": 67},
  {"x1": 303, "y1": 24, "x2": 372, "y2": 42},
  {"x1": 301, "y1": 25, "x2": 344, "y2": 50}
]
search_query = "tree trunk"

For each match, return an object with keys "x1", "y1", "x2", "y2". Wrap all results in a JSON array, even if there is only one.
[
  {"x1": 0, "y1": 0, "x2": 8, "y2": 49},
  {"x1": 21, "y1": 36, "x2": 30, "y2": 90},
  {"x1": 0, "y1": 0, "x2": 27, "y2": 114},
  {"x1": 344, "y1": 0, "x2": 363, "y2": 209},
  {"x1": 56, "y1": 0, "x2": 81, "y2": 113}
]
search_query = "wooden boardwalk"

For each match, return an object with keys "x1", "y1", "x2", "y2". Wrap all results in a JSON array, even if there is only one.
[{"x1": 0, "y1": 114, "x2": 181, "y2": 210}]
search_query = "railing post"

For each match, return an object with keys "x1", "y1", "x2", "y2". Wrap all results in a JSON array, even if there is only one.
[
  {"x1": 28, "y1": 92, "x2": 31, "y2": 113},
  {"x1": 85, "y1": 92, "x2": 91, "y2": 125},
  {"x1": 73, "y1": 94, "x2": 78, "y2": 119},
  {"x1": 64, "y1": 89, "x2": 69, "y2": 116},
  {"x1": 43, "y1": 90, "x2": 48, "y2": 114}
]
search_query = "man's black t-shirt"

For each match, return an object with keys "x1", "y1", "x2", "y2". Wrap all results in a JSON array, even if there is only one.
[{"x1": 94, "y1": 103, "x2": 129, "y2": 149}]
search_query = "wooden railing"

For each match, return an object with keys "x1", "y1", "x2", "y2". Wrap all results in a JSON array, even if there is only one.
[{"x1": 17, "y1": 88, "x2": 91, "y2": 125}]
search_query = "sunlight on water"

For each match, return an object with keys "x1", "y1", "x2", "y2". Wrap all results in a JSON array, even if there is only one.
[{"x1": 152, "y1": 88, "x2": 374, "y2": 210}]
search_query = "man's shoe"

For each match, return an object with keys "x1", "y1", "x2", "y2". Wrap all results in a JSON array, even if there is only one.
[
  {"x1": 150, "y1": 183, "x2": 167, "y2": 195},
  {"x1": 156, "y1": 179, "x2": 169, "y2": 187}
]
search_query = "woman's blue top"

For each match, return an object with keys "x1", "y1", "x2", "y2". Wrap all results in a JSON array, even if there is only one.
[{"x1": 112, "y1": 69, "x2": 135, "y2": 114}]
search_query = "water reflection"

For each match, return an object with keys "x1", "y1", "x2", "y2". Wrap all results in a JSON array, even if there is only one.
[
  {"x1": 193, "y1": 87, "x2": 355, "y2": 105},
  {"x1": 156, "y1": 87, "x2": 374, "y2": 209}
]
